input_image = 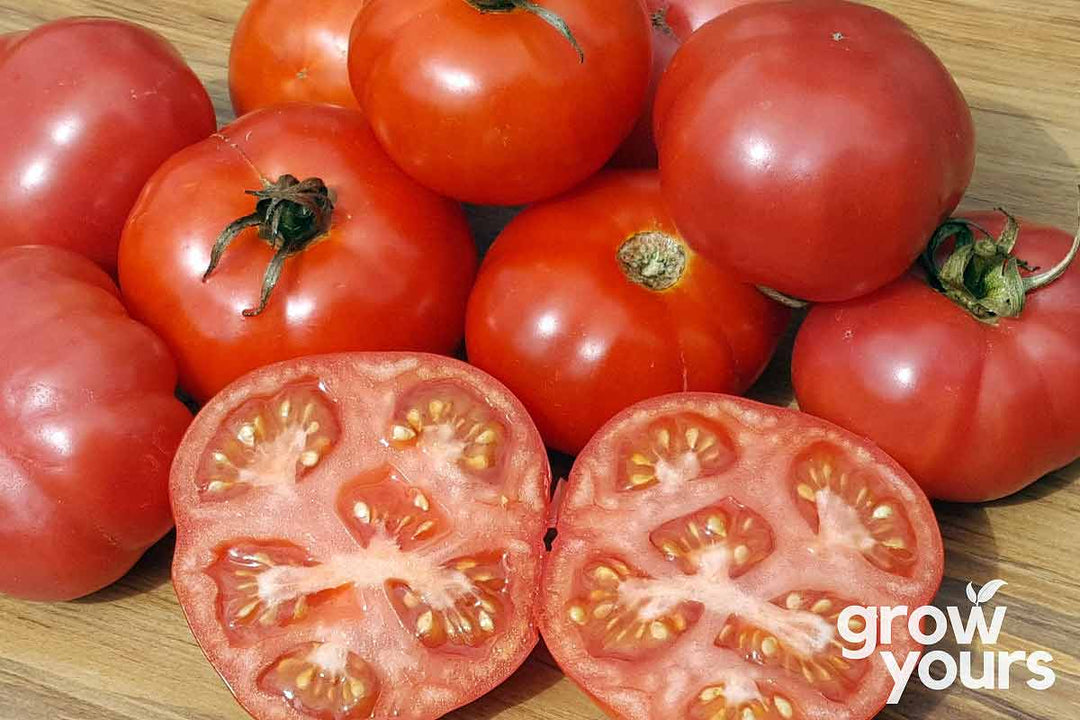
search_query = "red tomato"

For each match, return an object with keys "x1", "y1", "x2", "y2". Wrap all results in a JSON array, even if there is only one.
[
  {"x1": 119, "y1": 104, "x2": 477, "y2": 403},
  {"x1": 542, "y1": 393, "x2": 943, "y2": 719},
  {"x1": 794, "y1": 211, "x2": 1080, "y2": 502},
  {"x1": 611, "y1": 0, "x2": 765, "y2": 167},
  {"x1": 230, "y1": 0, "x2": 366, "y2": 116},
  {"x1": 466, "y1": 172, "x2": 789, "y2": 455},
  {"x1": 171, "y1": 353, "x2": 550, "y2": 720},
  {"x1": 0, "y1": 18, "x2": 216, "y2": 273},
  {"x1": 654, "y1": 0, "x2": 975, "y2": 301},
  {"x1": 348, "y1": 0, "x2": 652, "y2": 205},
  {"x1": 0, "y1": 246, "x2": 191, "y2": 602}
]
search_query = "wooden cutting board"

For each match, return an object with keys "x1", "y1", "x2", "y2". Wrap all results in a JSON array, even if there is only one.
[{"x1": 0, "y1": 1, "x2": 1077, "y2": 719}]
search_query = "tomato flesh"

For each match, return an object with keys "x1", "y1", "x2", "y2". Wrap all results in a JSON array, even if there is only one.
[
  {"x1": 171, "y1": 353, "x2": 550, "y2": 720},
  {"x1": 542, "y1": 393, "x2": 943, "y2": 720}
]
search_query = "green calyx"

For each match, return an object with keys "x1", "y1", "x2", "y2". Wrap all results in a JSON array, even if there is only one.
[
  {"x1": 921, "y1": 194, "x2": 1080, "y2": 321},
  {"x1": 466, "y1": 0, "x2": 584, "y2": 62},
  {"x1": 203, "y1": 174, "x2": 335, "y2": 317}
]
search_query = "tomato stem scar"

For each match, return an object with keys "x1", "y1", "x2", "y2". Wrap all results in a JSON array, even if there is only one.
[{"x1": 617, "y1": 231, "x2": 687, "y2": 291}]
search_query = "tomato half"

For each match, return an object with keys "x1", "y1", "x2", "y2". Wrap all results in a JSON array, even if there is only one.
[
  {"x1": 0, "y1": 18, "x2": 216, "y2": 273},
  {"x1": 348, "y1": 0, "x2": 652, "y2": 205},
  {"x1": 119, "y1": 104, "x2": 477, "y2": 403},
  {"x1": 466, "y1": 171, "x2": 789, "y2": 455},
  {"x1": 230, "y1": 0, "x2": 366, "y2": 116},
  {"x1": 794, "y1": 212, "x2": 1080, "y2": 502},
  {"x1": 542, "y1": 393, "x2": 943, "y2": 719},
  {"x1": 171, "y1": 353, "x2": 550, "y2": 720},
  {"x1": 654, "y1": 0, "x2": 975, "y2": 301},
  {"x1": 0, "y1": 246, "x2": 191, "y2": 601},
  {"x1": 611, "y1": 0, "x2": 765, "y2": 168}
]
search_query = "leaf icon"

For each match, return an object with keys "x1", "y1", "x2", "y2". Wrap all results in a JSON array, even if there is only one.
[
  {"x1": 966, "y1": 582, "x2": 978, "y2": 605},
  {"x1": 977, "y1": 579, "x2": 1008, "y2": 605}
]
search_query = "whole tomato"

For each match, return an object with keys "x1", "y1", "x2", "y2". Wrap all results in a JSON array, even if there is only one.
[
  {"x1": 655, "y1": 0, "x2": 975, "y2": 301},
  {"x1": 0, "y1": 18, "x2": 216, "y2": 273},
  {"x1": 230, "y1": 0, "x2": 366, "y2": 116},
  {"x1": 612, "y1": 0, "x2": 766, "y2": 167},
  {"x1": 0, "y1": 246, "x2": 191, "y2": 601},
  {"x1": 794, "y1": 211, "x2": 1080, "y2": 502},
  {"x1": 119, "y1": 104, "x2": 477, "y2": 403},
  {"x1": 466, "y1": 171, "x2": 790, "y2": 455},
  {"x1": 348, "y1": 0, "x2": 652, "y2": 205}
]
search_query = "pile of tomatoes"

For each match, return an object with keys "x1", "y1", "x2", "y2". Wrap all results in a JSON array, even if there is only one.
[{"x1": 0, "y1": 2, "x2": 1076, "y2": 720}]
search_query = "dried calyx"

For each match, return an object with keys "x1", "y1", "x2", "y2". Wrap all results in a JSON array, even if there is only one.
[
  {"x1": 466, "y1": 0, "x2": 584, "y2": 62},
  {"x1": 203, "y1": 174, "x2": 335, "y2": 317},
  {"x1": 921, "y1": 194, "x2": 1080, "y2": 321}
]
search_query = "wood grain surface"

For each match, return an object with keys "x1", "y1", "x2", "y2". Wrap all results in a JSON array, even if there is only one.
[{"x1": 0, "y1": 1, "x2": 1078, "y2": 719}]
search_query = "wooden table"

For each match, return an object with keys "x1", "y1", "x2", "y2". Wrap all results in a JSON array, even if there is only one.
[{"x1": 0, "y1": 1, "x2": 1077, "y2": 719}]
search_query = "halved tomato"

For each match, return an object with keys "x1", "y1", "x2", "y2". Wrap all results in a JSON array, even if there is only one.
[
  {"x1": 541, "y1": 393, "x2": 943, "y2": 719},
  {"x1": 171, "y1": 353, "x2": 551, "y2": 719}
]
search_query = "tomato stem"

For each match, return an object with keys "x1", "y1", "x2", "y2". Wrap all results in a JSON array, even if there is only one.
[
  {"x1": 467, "y1": 0, "x2": 584, "y2": 63},
  {"x1": 203, "y1": 175, "x2": 335, "y2": 317},
  {"x1": 755, "y1": 286, "x2": 809, "y2": 309},
  {"x1": 920, "y1": 187, "x2": 1080, "y2": 320}
]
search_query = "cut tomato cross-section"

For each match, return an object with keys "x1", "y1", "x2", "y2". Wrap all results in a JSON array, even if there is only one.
[
  {"x1": 541, "y1": 393, "x2": 943, "y2": 720},
  {"x1": 171, "y1": 354, "x2": 550, "y2": 720}
]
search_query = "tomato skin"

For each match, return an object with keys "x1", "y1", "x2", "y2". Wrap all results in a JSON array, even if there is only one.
[
  {"x1": 542, "y1": 392, "x2": 943, "y2": 720},
  {"x1": 229, "y1": 0, "x2": 365, "y2": 116},
  {"x1": 348, "y1": 0, "x2": 652, "y2": 205},
  {"x1": 466, "y1": 171, "x2": 790, "y2": 455},
  {"x1": 119, "y1": 104, "x2": 477, "y2": 403},
  {"x1": 0, "y1": 246, "x2": 191, "y2": 602},
  {"x1": 793, "y1": 213, "x2": 1080, "y2": 502},
  {"x1": 171, "y1": 352, "x2": 551, "y2": 720},
  {"x1": 654, "y1": 0, "x2": 975, "y2": 301},
  {"x1": 0, "y1": 18, "x2": 216, "y2": 274},
  {"x1": 611, "y1": 0, "x2": 765, "y2": 167}
]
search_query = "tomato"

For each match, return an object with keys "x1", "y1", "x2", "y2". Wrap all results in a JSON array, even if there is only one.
[
  {"x1": 0, "y1": 246, "x2": 191, "y2": 602},
  {"x1": 170, "y1": 352, "x2": 550, "y2": 720},
  {"x1": 611, "y1": 0, "x2": 765, "y2": 168},
  {"x1": 466, "y1": 171, "x2": 789, "y2": 455},
  {"x1": 348, "y1": 0, "x2": 652, "y2": 205},
  {"x1": 794, "y1": 211, "x2": 1080, "y2": 502},
  {"x1": 119, "y1": 104, "x2": 477, "y2": 403},
  {"x1": 0, "y1": 18, "x2": 216, "y2": 274},
  {"x1": 654, "y1": 0, "x2": 975, "y2": 302},
  {"x1": 230, "y1": 0, "x2": 366, "y2": 116},
  {"x1": 541, "y1": 393, "x2": 943, "y2": 720}
]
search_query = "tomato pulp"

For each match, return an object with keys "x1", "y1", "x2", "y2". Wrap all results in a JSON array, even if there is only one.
[
  {"x1": 0, "y1": 18, "x2": 215, "y2": 273},
  {"x1": 119, "y1": 104, "x2": 477, "y2": 403},
  {"x1": 654, "y1": 0, "x2": 975, "y2": 301},
  {"x1": 230, "y1": 0, "x2": 366, "y2": 116},
  {"x1": 171, "y1": 353, "x2": 551, "y2": 720},
  {"x1": 794, "y1": 211, "x2": 1080, "y2": 501},
  {"x1": 348, "y1": 0, "x2": 652, "y2": 204},
  {"x1": 542, "y1": 393, "x2": 943, "y2": 719},
  {"x1": 466, "y1": 171, "x2": 790, "y2": 455},
  {"x1": 0, "y1": 246, "x2": 191, "y2": 601}
]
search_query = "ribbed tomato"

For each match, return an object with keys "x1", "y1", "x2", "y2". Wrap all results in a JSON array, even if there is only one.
[{"x1": 0, "y1": 246, "x2": 191, "y2": 601}]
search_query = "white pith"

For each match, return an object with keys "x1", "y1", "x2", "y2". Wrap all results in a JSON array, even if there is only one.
[
  {"x1": 655, "y1": 453, "x2": 702, "y2": 487},
  {"x1": 235, "y1": 427, "x2": 310, "y2": 491},
  {"x1": 618, "y1": 545, "x2": 835, "y2": 658},
  {"x1": 256, "y1": 531, "x2": 476, "y2": 612},
  {"x1": 813, "y1": 488, "x2": 877, "y2": 554}
]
